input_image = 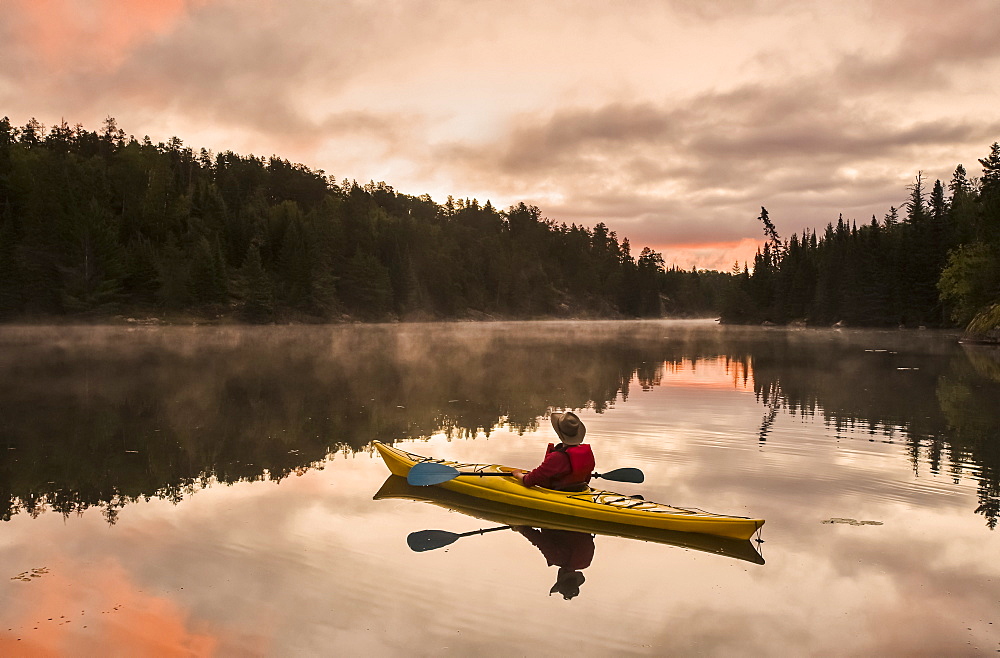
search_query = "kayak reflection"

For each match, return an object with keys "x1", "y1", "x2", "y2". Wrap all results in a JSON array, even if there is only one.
[{"x1": 373, "y1": 475, "x2": 764, "y2": 566}]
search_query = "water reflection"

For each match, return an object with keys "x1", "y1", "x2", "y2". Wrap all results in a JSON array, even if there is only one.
[
  {"x1": 374, "y1": 475, "x2": 765, "y2": 565},
  {"x1": 513, "y1": 527, "x2": 594, "y2": 600},
  {"x1": 747, "y1": 331, "x2": 1000, "y2": 527},
  {"x1": 407, "y1": 521, "x2": 596, "y2": 599},
  {"x1": 2, "y1": 322, "x2": 998, "y2": 529}
]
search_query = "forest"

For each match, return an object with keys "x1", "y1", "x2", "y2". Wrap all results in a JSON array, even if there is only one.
[
  {"x1": 721, "y1": 144, "x2": 1000, "y2": 332},
  {"x1": 0, "y1": 116, "x2": 726, "y2": 323},
  {"x1": 1, "y1": 116, "x2": 997, "y2": 332}
]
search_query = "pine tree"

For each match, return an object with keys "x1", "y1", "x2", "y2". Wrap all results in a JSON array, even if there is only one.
[
  {"x1": 948, "y1": 164, "x2": 977, "y2": 245},
  {"x1": 187, "y1": 235, "x2": 228, "y2": 305},
  {"x1": 59, "y1": 200, "x2": 125, "y2": 314},
  {"x1": 234, "y1": 244, "x2": 275, "y2": 321},
  {"x1": 157, "y1": 232, "x2": 192, "y2": 309},
  {"x1": 337, "y1": 251, "x2": 393, "y2": 318},
  {"x1": 978, "y1": 142, "x2": 1000, "y2": 244}
]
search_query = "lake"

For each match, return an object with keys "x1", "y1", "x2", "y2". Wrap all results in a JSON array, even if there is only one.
[{"x1": 1, "y1": 320, "x2": 999, "y2": 656}]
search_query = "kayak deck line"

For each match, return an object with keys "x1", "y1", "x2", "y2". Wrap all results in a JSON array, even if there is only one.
[
  {"x1": 373, "y1": 441, "x2": 765, "y2": 541},
  {"x1": 563, "y1": 490, "x2": 742, "y2": 516}
]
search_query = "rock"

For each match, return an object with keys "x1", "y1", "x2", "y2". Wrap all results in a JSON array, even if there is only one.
[
  {"x1": 822, "y1": 518, "x2": 883, "y2": 526},
  {"x1": 965, "y1": 303, "x2": 1000, "y2": 344}
]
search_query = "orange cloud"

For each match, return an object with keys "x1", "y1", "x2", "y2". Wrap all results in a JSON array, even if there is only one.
[
  {"x1": 653, "y1": 238, "x2": 762, "y2": 272},
  {"x1": 0, "y1": 557, "x2": 230, "y2": 656},
  {"x1": 9, "y1": 0, "x2": 206, "y2": 72}
]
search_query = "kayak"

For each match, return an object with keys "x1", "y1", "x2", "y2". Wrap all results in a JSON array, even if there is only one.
[
  {"x1": 373, "y1": 475, "x2": 765, "y2": 564},
  {"x1": 373, "y1": 441, "x2": 765, "y2": 541}
]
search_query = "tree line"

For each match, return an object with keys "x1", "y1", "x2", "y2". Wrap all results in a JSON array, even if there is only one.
[
  {"x1": 0, "y1": 116, "x2": 726, "y2": 322},
  {"x1": 3, "y1": 115, "x2": 995, "y2": 330},
  {"x1": 721, "y1": 142, "x2": 1000, "y2": 330}
]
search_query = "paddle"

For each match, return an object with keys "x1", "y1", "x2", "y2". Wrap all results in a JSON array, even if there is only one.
[
  {"x1": 407, "y1": 526, "x2": 510, "y2": 552},
  {"x1": 407, "y1": 462, "x2": 644, "y2": 486}
]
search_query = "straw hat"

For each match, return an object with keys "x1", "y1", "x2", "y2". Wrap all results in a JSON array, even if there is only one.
[{"x1": 550, "y1": 411, "x2": 586, "y2": 445}]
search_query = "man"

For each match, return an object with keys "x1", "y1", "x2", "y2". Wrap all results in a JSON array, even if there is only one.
[{"x1": 511, "y1": 411, "x2": 595, "y2": 492}]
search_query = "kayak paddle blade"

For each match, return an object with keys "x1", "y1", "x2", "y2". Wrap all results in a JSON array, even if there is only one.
[
  {"x1": 597, "y1": 467, "x2": 644, "y2": 483},
  {"x1": 407, "y1": 462, "x2": 461, "y2": 486},
  {"x1": 407, "y1": 529, "x2": 460, "y2": 552}
]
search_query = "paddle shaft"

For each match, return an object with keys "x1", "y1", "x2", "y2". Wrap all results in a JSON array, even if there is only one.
[
  {"x1": 407, "y1": 461, "x2": 644, "y2": 486},
  {"x1": 439, "y1": 470, "x2": 639, "y2": 480},
  {"x1": 457, "y1": 525, "x2": 510, "y2": 538}
]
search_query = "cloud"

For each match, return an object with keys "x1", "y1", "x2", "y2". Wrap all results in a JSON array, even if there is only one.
[
  {"x1": 2, "y1": 0, "x2": 1000, "y2": 268},
  {"x1": 433, "y1": 67, "x2": 999, "y2": 252},
  {"x1": 0, "y1": 557, "x2": 225, "y2": 655},
  {"x1": 835, "y1": 0, "x2": 1000, "y2": 92},
  {"x1": 3, "y1": 0, "x2": 206, "y2": 73}
]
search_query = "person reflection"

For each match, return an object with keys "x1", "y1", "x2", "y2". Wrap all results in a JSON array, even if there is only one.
[{"x1": 511, "y1": 526, "x2": 595, "y2": 600}]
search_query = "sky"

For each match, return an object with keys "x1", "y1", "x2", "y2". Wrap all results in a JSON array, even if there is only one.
[{"x1": 2, "y1": 0, "x2": 999, "y2": 270}]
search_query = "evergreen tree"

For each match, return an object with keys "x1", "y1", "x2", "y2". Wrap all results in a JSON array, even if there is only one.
[
  {"x1": 59, "y1": 200, "x2": 124, "y2": 313},
  {"x1": 939, "y1": 143, "x2": 1000, "y2": 327},
  {"x1": 121, "y1": 235, "x2": 160, "y2": 306},
  {"x1": 234, "y1": 244, "x2": 275, "y2": 322},
  {"x1": 978, "y1": 142, "x2": 1000, "y2": 244},
  {"x1": 187, "y1": 235, "x2": 228, "y2": 305},
  {"x1": 157, "y1": 232, "x2": 193, "y2": 309},
  {"x1": 338, "y1": 251, "x2": 393, "y2": 318},
  {"x1": 948, "y1": 164, "x2": 978, "y2": 245}
]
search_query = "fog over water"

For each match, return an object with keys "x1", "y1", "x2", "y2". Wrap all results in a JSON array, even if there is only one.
[{"x1": 1, "y1": 321, "x2": 998, "y2": 655}]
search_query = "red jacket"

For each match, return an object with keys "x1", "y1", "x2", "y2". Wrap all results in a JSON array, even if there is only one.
[{"x1": 522, "y1": 443, "x2": 595, "y2": 491}]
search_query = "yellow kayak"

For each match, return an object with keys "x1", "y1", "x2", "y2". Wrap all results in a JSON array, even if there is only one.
[
  {"x1": 373, "y1": 441, "x2": 765, "y2": 541},
  {"x1": 373, "y1": 475, "x2": 765, "y2": 564}
]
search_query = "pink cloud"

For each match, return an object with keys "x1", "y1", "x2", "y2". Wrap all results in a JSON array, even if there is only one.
[
  {"x1": 8, "y1": 0, "x2": 207, "y2": 72},
  {"x1": 654, "y1": 238, "x2": 763, "y2": 272},
  {"x1": 0, "y1": 557, "x2": 244, "y2": 656}
]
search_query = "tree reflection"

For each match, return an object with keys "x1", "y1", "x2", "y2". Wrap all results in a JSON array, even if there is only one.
[
  {"x1": 1, "y1": 323, "x2": 997, "y2": 528},
  {"x1": 937, "y1": 346, "x2": 1000, "y2": 530},
  {"x1": 747, "y1": 333, "x2": 1000, "y2": 529}
]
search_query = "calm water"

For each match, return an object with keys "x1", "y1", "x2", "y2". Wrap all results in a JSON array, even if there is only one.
[{"x1": 1, "y1": 320, "x2": 999, "y2": 656}]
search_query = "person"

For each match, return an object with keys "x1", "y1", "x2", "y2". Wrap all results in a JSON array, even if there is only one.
[
  {"x1": 511, "y1": 526, "x2": 594, "y2": 600},
  {"x1": 511, "y1": 411, "x2": 595, "y2": 491}
]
